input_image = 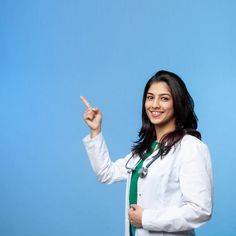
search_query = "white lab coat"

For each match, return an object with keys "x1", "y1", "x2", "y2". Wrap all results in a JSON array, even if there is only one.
[{"x1": 83, "y1": 133, "x2": 213, "y2": 236}]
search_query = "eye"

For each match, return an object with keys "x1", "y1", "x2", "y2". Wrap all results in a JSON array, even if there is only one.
[
  {"x1": 146, "y1": 95, "x2": 154, "y2": 101},
  {"x1": 161, "y1": 96, "x2": 169, "y2": 101}
]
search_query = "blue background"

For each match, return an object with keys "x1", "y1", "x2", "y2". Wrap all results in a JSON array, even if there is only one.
[{"x1": 1, "y1": 0, "x2": 236, "y2": 235}]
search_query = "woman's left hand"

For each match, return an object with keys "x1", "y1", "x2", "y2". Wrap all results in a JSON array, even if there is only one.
[{"x1": 128, "y1": 204, "x2": 143, "y2": 228}]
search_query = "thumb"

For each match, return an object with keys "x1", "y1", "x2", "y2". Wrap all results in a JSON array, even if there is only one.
[{"x1": 92, "y1": 107, "x2": 101, "y2": 114}]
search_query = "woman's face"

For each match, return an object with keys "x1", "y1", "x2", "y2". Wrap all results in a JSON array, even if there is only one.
[{"x1": 145, "y1": 81, "x2": 176, "y2": 131}]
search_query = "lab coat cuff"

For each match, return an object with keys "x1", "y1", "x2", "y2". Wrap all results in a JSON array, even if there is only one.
[{"x1": 82, "y1": 132, "x2": 103, "y2": 145}]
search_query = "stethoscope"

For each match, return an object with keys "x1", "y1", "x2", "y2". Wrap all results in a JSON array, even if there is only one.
[{"x1": 125, "y1": 151, "x2": 161, "y2": 178}]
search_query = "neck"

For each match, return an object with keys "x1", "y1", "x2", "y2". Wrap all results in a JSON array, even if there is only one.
[{"x1": 155, "y1": 123, "x2": 176, "y2": 142}]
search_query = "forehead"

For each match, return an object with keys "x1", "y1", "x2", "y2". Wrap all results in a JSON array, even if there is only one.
[{"x1": 147, "y1": 81, "x2": 171, "y2": 94}]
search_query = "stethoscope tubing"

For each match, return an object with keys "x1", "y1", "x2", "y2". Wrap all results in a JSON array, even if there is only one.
[{"x1": 125, "y1": 151, "x2": 161, "y2": 177}]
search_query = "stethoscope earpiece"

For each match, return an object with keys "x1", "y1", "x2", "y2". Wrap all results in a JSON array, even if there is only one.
[{"x1": 127, "y1": 169, "x2": 133, "y2": 174}]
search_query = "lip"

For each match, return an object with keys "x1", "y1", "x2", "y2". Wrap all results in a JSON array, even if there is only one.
[{"x1": 150, "y1": 111, "x2": 163, "y2": 117}]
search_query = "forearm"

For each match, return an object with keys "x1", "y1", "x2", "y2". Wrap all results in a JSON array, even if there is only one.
[
  {"x1": 83, "y1": 133, "x2": 128, "y2": 183},
  {"x1": 142, "y1": 202, "x2": 212, "y2": 232}
]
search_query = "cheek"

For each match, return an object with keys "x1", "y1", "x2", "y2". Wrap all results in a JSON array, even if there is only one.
[
  {"x1": 169, "y1": 107, "x2": 175, "y2": 117},
  {"x1": 165, "y1": 103, "x2": 174, "y2": 115}
]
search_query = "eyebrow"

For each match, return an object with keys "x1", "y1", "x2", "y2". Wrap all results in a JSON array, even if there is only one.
[{"x1": 147, "y1": 92, "x2": 171, "y2": 96}]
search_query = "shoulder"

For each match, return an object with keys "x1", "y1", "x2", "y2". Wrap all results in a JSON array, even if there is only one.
[
  {"x1": 176, "y1": 134, "x2": 210, "y2": 159},
  {"x1": 180, "y1": 134, "x2": 208, "y2": 149}
]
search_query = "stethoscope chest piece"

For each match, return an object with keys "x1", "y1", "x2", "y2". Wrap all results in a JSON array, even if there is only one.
[
  {"x1": 126, "y1": 151, "x2": 161, "y2": 178},
  {"x1": 138, "y1": 167, "x2": 148, "y2": 178}
]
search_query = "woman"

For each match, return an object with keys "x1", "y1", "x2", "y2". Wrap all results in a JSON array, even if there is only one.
[{"x1": 81, "y1": 70, "x2": 213, "y2": 236}]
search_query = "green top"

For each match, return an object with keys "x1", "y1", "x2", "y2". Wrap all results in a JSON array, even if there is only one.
[{"x1": 129, "y1": 141, "x2": 160, "y2": 236}]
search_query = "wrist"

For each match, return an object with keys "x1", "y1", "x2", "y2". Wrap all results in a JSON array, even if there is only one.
[{"x1": 90, "y1": 128, "x2": 101, "y2": 138}]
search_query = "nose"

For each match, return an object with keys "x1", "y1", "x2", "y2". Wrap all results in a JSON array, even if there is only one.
[{"x1": 151, "y1": 98, "x2": 160, "y2": 108}]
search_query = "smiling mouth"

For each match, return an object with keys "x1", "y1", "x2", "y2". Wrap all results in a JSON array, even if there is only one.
[{"x1": 150, "y1": 111, "x2": 163, "y2": 117}]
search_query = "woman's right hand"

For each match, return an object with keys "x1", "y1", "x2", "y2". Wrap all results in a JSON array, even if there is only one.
[{"x1": 80, "y1": 96, "x2": 102, "y2": 138}]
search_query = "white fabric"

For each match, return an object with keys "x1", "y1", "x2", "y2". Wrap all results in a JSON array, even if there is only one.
[{"x1": 83, "y1": 133, "x2": 213, "y2": 236}]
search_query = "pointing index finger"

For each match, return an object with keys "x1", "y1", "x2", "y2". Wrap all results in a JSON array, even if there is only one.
[{"x1": 80, "y1": 95, "x2": 92, "y2": 109}]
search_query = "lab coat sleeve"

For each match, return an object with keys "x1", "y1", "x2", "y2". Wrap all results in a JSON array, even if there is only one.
[
  {"x1": 83, "y1": 132, "x2": 129, "y2": 184},
  {"x1": 142, "y1": 137, "x2": 213, "y2": 232}
]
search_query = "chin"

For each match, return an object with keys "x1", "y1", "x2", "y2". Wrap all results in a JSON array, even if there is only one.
[{"x1": 150, "y1": 120, "x2": 162, "y2": 126}]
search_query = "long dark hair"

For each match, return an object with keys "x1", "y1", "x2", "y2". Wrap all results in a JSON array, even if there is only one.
[{"x1": 132, "y1": 70, "x2": 201, "y2": 159}]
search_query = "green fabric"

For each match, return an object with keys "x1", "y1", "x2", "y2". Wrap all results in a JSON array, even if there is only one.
[{"x1": 129, "y1": 141, "x2": 160, "y2": 236}]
